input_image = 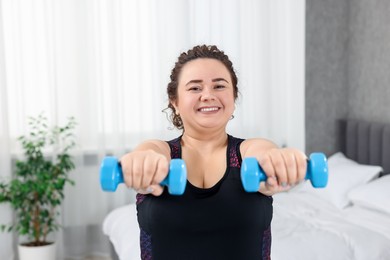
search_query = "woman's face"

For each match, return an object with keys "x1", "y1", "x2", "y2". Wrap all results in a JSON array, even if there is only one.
[{"x1": 172, "y1": 58, "x2": 235, "y2": 132}]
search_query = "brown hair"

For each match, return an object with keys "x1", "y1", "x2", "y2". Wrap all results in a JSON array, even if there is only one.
[{"x1": 166, "y1": 45, "x2": 238, "y2": 130}]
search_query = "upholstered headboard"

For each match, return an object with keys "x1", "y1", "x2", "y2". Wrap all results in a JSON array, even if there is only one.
[{"x1": 338, "y1": 119, "x2": 390, "y2": 175}]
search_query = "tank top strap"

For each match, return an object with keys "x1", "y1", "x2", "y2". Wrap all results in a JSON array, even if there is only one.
[
  {"x1": 165, "y1": 134, "x2": 244, "y2": 167},
  {"x1": 227, "y1": 134, "x2": 245, "y2": 168},
  {"x1": 167, "y1": 136, "x2": 182, "y2": 159}
]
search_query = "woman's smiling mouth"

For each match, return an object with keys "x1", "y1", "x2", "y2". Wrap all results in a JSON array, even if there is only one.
[{"x1": 198, "y1": 106, "x2": 220, "y2": 112}]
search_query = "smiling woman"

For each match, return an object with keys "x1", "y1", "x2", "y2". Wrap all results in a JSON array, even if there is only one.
[
  {"x1": 0, "y1": 1, "x2": 305, "y2": 259},
  {"x1": 119, "y1": 45, "x2": 308, "y2": 260}
]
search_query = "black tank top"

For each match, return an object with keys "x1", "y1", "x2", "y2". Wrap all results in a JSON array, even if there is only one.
[{"x1": 136, "y1": 135, "x2": 273, "y2": 260}]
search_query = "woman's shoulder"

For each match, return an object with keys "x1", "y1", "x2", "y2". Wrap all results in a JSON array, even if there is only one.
[
  {"x1": 239, "y1": 138, "x2": 278, "y2": 158},
  {"x1": 227, "y1": 135, "x2": 275, "y2": 147},
  {"x1": 135, "y1": 139, "x2": 171, "y2": 156}
]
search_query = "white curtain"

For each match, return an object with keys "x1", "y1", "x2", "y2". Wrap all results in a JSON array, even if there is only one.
[
  {"x1": 0, "y1": 1, "x2": 15, "y2": 259},
  {"x1": 0, "y1": 0, "x2": 305, "y2": 258}
]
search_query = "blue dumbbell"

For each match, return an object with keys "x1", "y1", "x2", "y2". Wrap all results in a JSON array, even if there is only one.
[
  {"x1": 100, "y1": 156, "x2": 187, "y2": 195},
  {"x1": 241, "y1": 152, "x2": 328, "y2": 192}
]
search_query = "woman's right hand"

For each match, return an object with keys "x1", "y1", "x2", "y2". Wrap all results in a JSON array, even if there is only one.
[{"x1": 120, "y1": 150, "x2": 169, "y2": 196}]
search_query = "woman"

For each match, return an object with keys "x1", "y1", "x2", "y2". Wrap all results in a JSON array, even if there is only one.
[{"x1": 120, "y1": 45, "x2": 307, "y2": 260}]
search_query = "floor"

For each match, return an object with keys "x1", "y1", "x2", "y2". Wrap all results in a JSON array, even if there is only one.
[
  {"x1": 86, "y1": 257, "x2": 111, "y2": 260},
  {"x1": 66, "y1": 256, "x2": 112, "y2": 260}
]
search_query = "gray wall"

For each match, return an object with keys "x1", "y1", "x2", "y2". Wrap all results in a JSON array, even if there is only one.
[{"x1": 306, "y1": 0, "x2": 390, "y2": 155}]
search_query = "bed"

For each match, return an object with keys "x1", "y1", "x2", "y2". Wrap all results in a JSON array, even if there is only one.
[{"x1": 102, "y1": 119, "x2": 390, "y2": 260}]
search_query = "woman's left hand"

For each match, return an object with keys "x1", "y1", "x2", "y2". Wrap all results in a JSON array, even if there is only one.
[{"x1": 256, "y1": 148, "x2": 307, "y2": 196}]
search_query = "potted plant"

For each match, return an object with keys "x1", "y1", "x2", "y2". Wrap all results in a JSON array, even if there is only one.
[{"x1": 0, "y1": 114, "x2": 76, "y2": 260}]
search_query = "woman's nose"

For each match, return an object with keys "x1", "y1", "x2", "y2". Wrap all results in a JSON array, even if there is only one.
[{"x1": 200, "y1": 87, "x2": 215, "y2": 101}]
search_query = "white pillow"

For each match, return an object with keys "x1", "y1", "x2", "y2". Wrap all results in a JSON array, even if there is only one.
[
  {"x1": 348, "y1": 174, "x2": 390, "y2": 215},
  {"x1": 294, "y1": 152, "x2": 382, "y2": 209}
]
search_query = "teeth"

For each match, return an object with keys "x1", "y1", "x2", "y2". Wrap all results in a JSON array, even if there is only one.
[{"x1": 199, "y1": 107, "x2": 219, "y2": 112}]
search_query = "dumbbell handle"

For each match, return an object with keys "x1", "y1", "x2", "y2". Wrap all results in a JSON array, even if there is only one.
[
  {"x1": 100, "y1": 156, "x2": 187, "y2": 195},
  {"x1": 241, "y1": 152, "x2": 328, "y2": 192}
]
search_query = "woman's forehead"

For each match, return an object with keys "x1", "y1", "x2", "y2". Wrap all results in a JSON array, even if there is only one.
[{"x1": 178, "y1": 58, "x2": 231, "y2": 84}]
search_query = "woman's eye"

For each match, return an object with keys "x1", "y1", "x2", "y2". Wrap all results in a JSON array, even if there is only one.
[
  {"x1": 189, "y1": 86, "x2": 201, "y2": 91},
  {"x1": 215, "y1": 85, "x2": 225, "y2": 89}
]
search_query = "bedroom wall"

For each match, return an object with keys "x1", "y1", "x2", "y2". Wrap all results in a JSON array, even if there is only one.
[
  {"x1": 305, "y1": 0, "x2": 390, "y2": 155},
  {"x1": 305, "y1": 0, "x2": 349, "y2": 155},
  {"x1": 347, "y1": 2, "x2": 390, "y2": 123}
]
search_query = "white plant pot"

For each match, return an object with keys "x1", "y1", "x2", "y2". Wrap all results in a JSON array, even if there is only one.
[{"x1": 18, "y1": 242, "x2": 56, "y2": 260}]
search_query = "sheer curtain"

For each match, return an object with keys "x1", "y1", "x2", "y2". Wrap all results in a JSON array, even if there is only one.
[
  {"x1": 0, "y1": 1, "x2": 14, "y2": 259},
  {"x1": 0, "y1": 0, "x2": 305, "y2": 258}
]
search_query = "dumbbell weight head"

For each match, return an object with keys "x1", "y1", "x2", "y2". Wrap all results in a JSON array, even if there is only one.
[
  {"x1": 306, "y1": 153, "x2": 328, "y2": 188},
  {"x1": 161, "y1": 159, "x2": 187, "y2": 195},
  {"x1": 240, "y1": 157, "x2": 266, "y2": 192},
  {"x1": 100, "y1": 156, "x2": 124, "y2": 192}
]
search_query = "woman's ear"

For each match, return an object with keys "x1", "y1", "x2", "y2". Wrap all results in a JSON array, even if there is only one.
[{"x1": 171, "y1": 100, "x2": 179, "y2": 115}]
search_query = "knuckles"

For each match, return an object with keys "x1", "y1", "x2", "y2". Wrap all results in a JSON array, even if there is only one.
[{"x1": 119, "y1": 150, "x2": 169, "y2": 192}]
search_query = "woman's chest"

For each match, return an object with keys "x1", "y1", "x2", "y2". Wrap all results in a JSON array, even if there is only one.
[{"x1": 182, "y1": 148, "x2": 227, "y2": 189}]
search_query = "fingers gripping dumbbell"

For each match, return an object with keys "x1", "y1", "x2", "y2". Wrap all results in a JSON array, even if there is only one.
[
  {"x1": 240, "y1": 153, "x2": 328, "y2": 192},
  {"x1": 100, "y1": 156, "x2": 187, "y2": 195}
]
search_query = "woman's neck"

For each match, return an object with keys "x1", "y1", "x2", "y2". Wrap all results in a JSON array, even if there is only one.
[{"x1": 181, "y1": 129, "x2": 228, "y2": 153}]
